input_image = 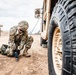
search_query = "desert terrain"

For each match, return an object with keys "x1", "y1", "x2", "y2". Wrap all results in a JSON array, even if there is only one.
[{"x1": 0, "y1": 31, "x2": 49, "y2": 75}]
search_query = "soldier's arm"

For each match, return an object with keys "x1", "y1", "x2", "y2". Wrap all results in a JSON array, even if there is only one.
[
  {"x1": 8, "y1": 26, "x2": 17, "y2": 50},
  {"x1": 5, "y1": 26, "x2": 17, "y2": 56},
  {"x1": 18, "y1": 31, "x2": 28, "y2": 50},
  {"x1": 8, "y1": 35, "x2": 16, "y2": 50}
]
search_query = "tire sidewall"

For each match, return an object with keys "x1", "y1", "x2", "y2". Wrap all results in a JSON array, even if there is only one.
[{"x1": 48, "y1": 16, "x2": 63, "y2": 75}]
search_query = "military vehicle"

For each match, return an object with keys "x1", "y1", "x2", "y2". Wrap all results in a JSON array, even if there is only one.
[{"x1": 35, "y1": 0, "x2": 76, "y2": 75}]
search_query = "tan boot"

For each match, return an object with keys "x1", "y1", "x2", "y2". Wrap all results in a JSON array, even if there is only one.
[
  {"x1": 24, "y1": 52, "x2": 31, "y2": 57},
  {"x1": 23, "y1": 49, "x2": 31, "y2": 57}
]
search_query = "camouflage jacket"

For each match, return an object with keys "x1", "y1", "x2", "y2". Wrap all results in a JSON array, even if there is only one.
[{"x1": 8, "y1": 26, "x2": 28, "y2": 50}]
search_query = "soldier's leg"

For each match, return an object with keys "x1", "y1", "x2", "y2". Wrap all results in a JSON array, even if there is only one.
[
  {"x1": 23, "y1": 47, "x2": 31, "y2": 57},
  {"x1": 23, "y1": 36, "x2": 33, "y2": 57}
]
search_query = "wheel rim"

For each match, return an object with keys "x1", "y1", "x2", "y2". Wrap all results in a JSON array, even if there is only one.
[{"x1": 52, "y1": 27, "x2": 62, "y2": 75}]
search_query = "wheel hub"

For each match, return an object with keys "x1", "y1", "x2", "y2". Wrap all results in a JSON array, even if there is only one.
[{"x1": 52, "y1": 27, "x2": 62, "y2": 75}]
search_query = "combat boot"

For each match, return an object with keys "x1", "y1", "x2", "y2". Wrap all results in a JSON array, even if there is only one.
[{"x1": 23, "y1": 49, "x2": 31, "y2": 57}]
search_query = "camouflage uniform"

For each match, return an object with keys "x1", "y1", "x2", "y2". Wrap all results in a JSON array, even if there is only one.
[{"x1": 5, "y1": 21, "x2": 33, "y2": 57}]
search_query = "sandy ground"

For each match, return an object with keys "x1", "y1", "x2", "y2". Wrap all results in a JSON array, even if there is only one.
[{"x1": 0, "y1": 32, "x2": 49, "y2": 75}]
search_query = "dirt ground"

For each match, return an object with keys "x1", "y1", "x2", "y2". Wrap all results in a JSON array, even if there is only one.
[{"x1": 0, "y1": 32, "x2": 49, "y2": 75}]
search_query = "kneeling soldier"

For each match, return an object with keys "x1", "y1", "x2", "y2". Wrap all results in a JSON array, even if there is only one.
[{"x1": 0, "y1": 20, "x2": 33, "y2": 61}]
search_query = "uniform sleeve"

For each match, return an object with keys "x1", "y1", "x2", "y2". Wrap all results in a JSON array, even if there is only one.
[
  {"x1": 18, "y1": 31, "x2": 28, "y2": 50},
  {"x1": 8, "y1": 26, "x2": 17, "y2": 50}
]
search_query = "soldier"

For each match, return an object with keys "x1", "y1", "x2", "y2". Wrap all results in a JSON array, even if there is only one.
[{"x1": 0, "y1": 20, "x2": 33, "y2": 58}]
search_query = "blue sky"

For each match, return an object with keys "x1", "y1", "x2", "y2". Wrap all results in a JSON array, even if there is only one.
[{"x1": 0, "y1": 0, "x2": 43, "y2": 33}]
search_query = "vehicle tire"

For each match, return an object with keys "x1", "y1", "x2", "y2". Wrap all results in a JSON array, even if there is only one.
[{"x1": 48, "y1": 0, "x2": 76, "y2": 75}]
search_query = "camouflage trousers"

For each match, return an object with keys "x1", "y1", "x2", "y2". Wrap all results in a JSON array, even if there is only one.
[{"x1": 4, "y1": 36, "x2": 33, "y2": 56}]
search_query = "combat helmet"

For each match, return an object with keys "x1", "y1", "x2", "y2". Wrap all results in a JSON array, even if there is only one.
[{"x1": 18, "y1": 20, "x2": 29, "y2": 32}]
